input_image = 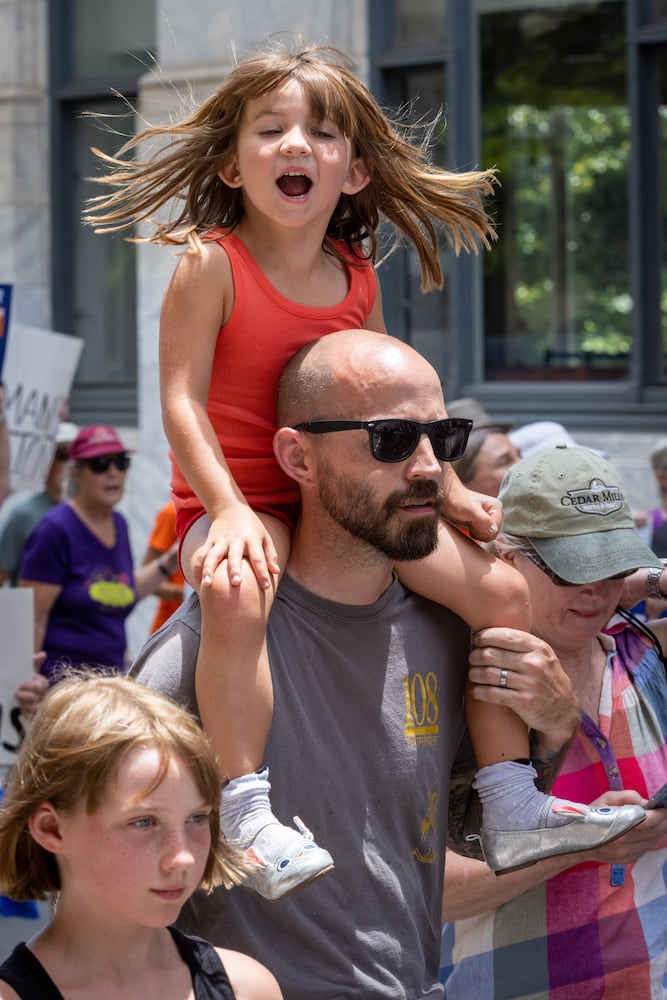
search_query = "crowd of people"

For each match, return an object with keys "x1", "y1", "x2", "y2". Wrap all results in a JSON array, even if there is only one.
[{"x1": 0, "y1": 34, "x2": 665, "y2": 1000}]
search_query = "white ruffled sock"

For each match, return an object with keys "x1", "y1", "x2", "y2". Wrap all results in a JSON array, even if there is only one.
[{"x1": 219, "y1": 766, "x2": 274, "y2": 842}]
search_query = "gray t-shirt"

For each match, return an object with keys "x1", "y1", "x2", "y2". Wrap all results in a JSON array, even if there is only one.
[{"x1": 133, "y1": 573, "x2": 473, "y2": 1000}]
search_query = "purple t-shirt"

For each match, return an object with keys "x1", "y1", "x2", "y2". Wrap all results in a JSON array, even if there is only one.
[{"x1": 20, "y1": 503, "x2": 137, "y2": 679}]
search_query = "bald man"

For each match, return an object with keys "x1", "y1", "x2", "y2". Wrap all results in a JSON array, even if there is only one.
[{"x1": 133, "y1": 331, "x2": 566, "y2": 1000}]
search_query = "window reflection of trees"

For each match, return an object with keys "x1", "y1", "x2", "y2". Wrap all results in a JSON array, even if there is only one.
[{"x1": 481, "y1": 2, "x2": 633, "y2": 381}]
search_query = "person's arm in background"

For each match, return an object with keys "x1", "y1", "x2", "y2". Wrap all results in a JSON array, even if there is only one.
[
  {"x1": 0, "y1": 385, "x2": 10, "y2": 507},
  {"x1": 139, "y1": 503, "x2": 184, "y2": 605},
  {"x1": 619, "y1": 563, "x2": 667, "y2": 615},
  {"x1": 14, "y1": 652, "x2": 48, "y2": 718},
  {"x1": 134, "y1": 541, "x2": 180, "y2": 601},
  {"x1": 19, "y1": 579, "x2": 61, "y2": 654},
  {"x1": 141, "y1": 543, "x2": 184, "y2": 603}
]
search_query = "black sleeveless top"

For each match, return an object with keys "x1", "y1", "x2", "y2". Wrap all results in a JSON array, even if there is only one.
[{"x1": 0, "y1": 926, "x2": 236, "y2": 999}]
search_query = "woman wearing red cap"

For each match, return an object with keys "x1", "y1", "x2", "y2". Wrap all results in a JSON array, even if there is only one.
[{"x1": 19, "y1": 425, "x2": 177, "y2": 680}]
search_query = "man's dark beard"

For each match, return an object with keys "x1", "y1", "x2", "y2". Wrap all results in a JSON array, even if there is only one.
[{"x1": 317, "y1": 463, "x2": 444, "y2": 560}]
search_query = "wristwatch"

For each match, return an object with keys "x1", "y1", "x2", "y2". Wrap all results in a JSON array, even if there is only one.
[
  {"x1": 646, "y1": 563, "x2": 667, "y2": 600},
  {"x1": 157, "y1": 559, "x2": 172, "y2": 578}
]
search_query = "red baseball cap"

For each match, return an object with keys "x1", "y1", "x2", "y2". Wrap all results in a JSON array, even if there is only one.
[{"x1": 68, "y1": 425, "x2": 130, "y2": 461}]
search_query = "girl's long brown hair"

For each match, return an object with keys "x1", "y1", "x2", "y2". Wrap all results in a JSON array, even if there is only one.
[{"x1": 84, "y1": 38, "x2": 496, "y2": 290}]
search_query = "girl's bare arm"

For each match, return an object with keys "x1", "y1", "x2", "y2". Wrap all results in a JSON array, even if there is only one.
[
  {"x1": 159, "y1": 243, "x2": 243, "y2": 519},
  {"x1": 159, "y1": 244, "x2": 279, "y2": 586},
  {"x1": 396, "y1": 522, "x2": 531, "y2": 633}
]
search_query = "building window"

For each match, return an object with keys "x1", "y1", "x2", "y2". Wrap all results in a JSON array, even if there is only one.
[
  {"x1": 393, "y1": 0, "x2": 447, "y2": 46},
  {"x1": 49, "y1": 0, "x2": 155, "y2": 424},
  {"x1": 657, "y1": 49, "x2": 667, "y2": 382},
  {"x1": 371, "y1": 0, "x2": 667, "y2": 420},
  {"x1": 379, "y1": 64, "x2": 450, "y2": 375},
  {"x1": 480, "y1": 1, "x2": 629, "y2": 382}
]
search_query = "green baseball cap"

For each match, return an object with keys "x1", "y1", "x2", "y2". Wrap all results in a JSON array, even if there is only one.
[{"x1": 498, "y1": 445, "x2": 663, "y2": 584}]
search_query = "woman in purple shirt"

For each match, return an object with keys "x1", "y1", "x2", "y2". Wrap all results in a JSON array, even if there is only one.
[{"x1": 20, "y1": 425, "x2": 177, "y2": 680}]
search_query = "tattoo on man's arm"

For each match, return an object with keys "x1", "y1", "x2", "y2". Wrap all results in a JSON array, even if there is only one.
[
  {"x1": 447, "y1": 771, "x2": 484, "y2": 860},
  {"x1": 529, "y1": 729, "x2": 573, "y2": 793}
]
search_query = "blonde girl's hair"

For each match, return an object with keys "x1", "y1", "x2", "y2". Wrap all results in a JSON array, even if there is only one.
[
  {"x1": 0, "y1": 673, "x2": 244, "y2": 901},
  {"x1": 83, "y1": 37, "x2": 497, "y2": 291}
]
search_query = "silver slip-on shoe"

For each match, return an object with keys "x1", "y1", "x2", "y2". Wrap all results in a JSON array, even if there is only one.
[
  {"x1": 472, "y1": 800, "x2": 646, "y2": 876},
  {"x1": 239, "y1": 815, "x2": 334, "y2": 901}
]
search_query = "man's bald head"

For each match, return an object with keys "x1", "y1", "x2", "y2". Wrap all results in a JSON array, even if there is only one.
[{"x1": 277, "y1": 330, "x2": 443, "y2": 427}]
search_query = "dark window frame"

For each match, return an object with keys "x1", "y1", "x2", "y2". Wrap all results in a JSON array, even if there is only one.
[
  {"x1": 369, "y1": 0, "x2": 667, "y2": 429},
  {"x1": 48, "y1": 2, "x2": 146, "y2": 425}
]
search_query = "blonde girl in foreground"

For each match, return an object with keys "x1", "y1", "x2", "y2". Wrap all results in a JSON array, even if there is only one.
[
  {"x1": 0, "y1": 675, "x2": 282, "y2": 1000},
  {"x1": 85, "y1": 37, "x2": 642, "y2": 898}
]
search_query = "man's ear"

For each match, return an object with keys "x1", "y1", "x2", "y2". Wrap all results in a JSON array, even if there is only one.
[
  {"x1": 217, "y1": 160, "x2": 243, "y2": 189},
  {"x1": 342, "y1": 157, "x2": 371, "y2": 196},
  {"x1": 273, "y1": 428, "x2": 317, "y2": 487},
  {"x1": 28, "y1": 803, "x2": 65, "y2": 855}
]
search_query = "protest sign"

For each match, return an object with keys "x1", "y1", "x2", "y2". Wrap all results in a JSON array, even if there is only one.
[
  {"x1": 0, "y1": 285, "x2": 12, "y2": 377},
  {"x1": 0, "y1": 589, "x2": 34, "y2": 768},
  {"x1": 3, "y1": 325, "x2": 83, "y2": 493}
]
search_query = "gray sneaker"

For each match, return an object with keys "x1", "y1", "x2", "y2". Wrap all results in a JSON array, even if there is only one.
[
  {"x1": 239, "y1": 815, "x2": 334, "y2": 900},
  {"x1": 474, "y1": 800, "x2": 646, "y2": 875}
]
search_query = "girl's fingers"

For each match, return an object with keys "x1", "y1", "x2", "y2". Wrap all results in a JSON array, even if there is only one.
[{"x1": 263, "y1": 540, "x2": 281, "y2": 576}]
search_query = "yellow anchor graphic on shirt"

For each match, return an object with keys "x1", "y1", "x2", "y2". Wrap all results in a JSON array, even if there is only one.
[{"x1": 412, "y1": 790, "x2": 438, "y2": 864}]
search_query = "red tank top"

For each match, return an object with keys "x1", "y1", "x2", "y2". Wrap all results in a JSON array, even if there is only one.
[{"x1": 171, "y1": 233, "x2": 377, "y2": 538}]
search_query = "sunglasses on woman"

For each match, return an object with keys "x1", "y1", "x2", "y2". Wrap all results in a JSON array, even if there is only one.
[
  {"x1": 520, "y1": 547, "x2": 634, "y2": 587},
  {"x1": 294, "y1": 418, "x2": 472, "y2": 463},
  {"x1": 82, "y1": 453, "x2": 131, "y2": 474}
]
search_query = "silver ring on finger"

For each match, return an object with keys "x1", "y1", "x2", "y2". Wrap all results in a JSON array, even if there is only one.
[{"x1": 498, "y1": 668, "x2": 509, "y2": 688}]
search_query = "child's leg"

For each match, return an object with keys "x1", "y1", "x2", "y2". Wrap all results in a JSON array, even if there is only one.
[
  {"x1": 396, "y1": 523, "x2": 645, "y2": 872},
  {"x1": 182, "y1": 513, "x2": 333, "y2": 899}
]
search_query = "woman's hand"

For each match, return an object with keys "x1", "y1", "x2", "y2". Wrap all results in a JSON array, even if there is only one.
[
  {"x1": 14, "y1": 653, "x2": 48, "y2": 718},
  {"x1": 468, "y1": 627, "x2": 580, "y2": 751},
  {"x1": 580, "y1": 790, "x2": 667, "y2": 865},
  {"x1": 195, "y1": 506, "x2": 281, "y2": 590}
]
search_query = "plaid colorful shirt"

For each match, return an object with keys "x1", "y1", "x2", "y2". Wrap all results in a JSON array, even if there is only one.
[{"x1": 441, "y1": 621, "x2": 667, "y2": 999}]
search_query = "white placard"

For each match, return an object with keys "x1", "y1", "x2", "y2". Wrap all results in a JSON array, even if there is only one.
[
  {"x1": 3, "y1": 325, "x2": 83, "y2": 493},
  {"x1": 0, "y1": 589, "x2": 34, "y2": 768}
]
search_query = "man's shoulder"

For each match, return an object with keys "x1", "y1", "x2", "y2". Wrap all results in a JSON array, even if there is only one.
[
  {"x1": 273, "y1": 572, "x2": 470, "y2": 628},
  {"x1": 385, "y1": 576, "x2": 473, "y2": 641},
  {"x1": 131, "y1": 594, "x2": 202, "y2": 715}
]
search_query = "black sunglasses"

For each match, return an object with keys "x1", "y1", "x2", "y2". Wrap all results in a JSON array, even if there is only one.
[
  {"x1": 294, "y1": 418, "x2": 472, "y2": 463},
  {"x1": 82, "y1": 453, "x2": 131, "y2": 474},
  {"x1": 520, "y1": 547, "x2": 634, "y2": 587}
]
